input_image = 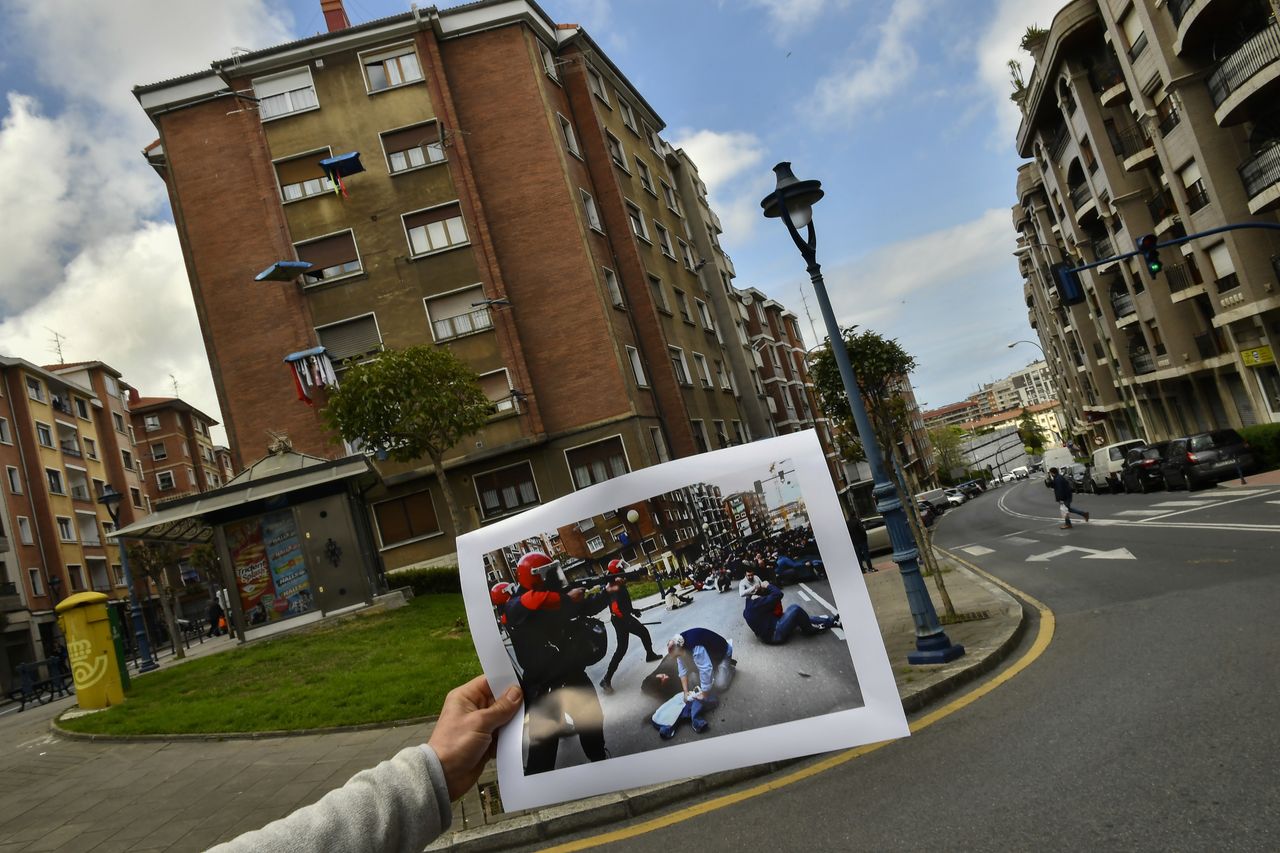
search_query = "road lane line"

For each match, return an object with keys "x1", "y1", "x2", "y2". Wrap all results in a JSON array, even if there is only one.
[
  {"x1": 542, "y1": 559, "x2": 1055, "y2": 853},
  {"x1": 995, "y1": 482, "x2": 1280, "y2": 530},
  {"x1": 797, "y1": 583, "x2": 836, "y2": 615},
  {"x1": 1153, "y1": 500, "x2": 1216, "y2": 507},
  {"x1": 795, "y1": 590, "x2": 811, "y2": 602},
  {"x1": 961, "y1": 545, "x2": 995, "y2": 556},
  {"x1": 1115, "y1": 510, "x2": 1166, "y2": 516},
  {"x1": 1137, "y1": 488, "x2": 1280, "y2": 522}
]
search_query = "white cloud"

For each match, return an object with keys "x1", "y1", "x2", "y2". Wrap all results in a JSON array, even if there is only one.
[
  {"x1": 811, "y1": 0, "x2": 926, "y2": 121},
  {"x1": 742, "y1": 0, "x2": 852, "y2": 40},
  {"x1": 670, "y1": 127, "x2": 773, "y2": 248},
  {"x1": 974, "y1": 0, "x2": 1067, "y2": 144}
]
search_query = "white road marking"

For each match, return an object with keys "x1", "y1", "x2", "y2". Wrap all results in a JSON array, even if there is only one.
[
  {"x1": 1201, "y1": 489, "x2": 1266, "y2": 496},
  {"x1": 995, "y1": 484, "x2": 1280, "y2": 531},
  {"x1": 798, "y1": 583, "x2": 838, "y2": 616},
  {"x1": 796, "y1": 590, "x2": 811, "y2": 602},
  {"x1": 1268, "y1": 500, "x2": 1280, "y2": 506},
  {"x1": 1116, "y1": 510, "x2": 1167, "y2": 516},
  {"x1": 1153, "y1": 500, "x2": 1216, "y2": 507},
  {"x1": 1026, "y1": 545, "x2": 1136, "y2": 563},
  {"x1": 831, "y1": 628, "x2": 846, "y2": 642},
  {"x1": 961, "y1": 545, "x2": 995, "y2": 556},
  {"x1": 1002, "y1": 535, "x2": 1038, "y2": 545}
]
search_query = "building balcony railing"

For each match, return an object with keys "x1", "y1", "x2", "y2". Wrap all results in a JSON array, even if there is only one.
[
  {"x1": 60, "y1": 442, "x2": 81, "y2": 458},
  {"x1": 70, "y1": 486, "x2": 92, "y2": 502},
  {"x1": 1068, "y1": 182, "x2": 1092, "y2": 211},
  {"x1": 1156, "y1": 107, "x2": 1182, "y2": 137},
  {"x1": 1131, "y1": 351, "x2": 1156, "y2": 374},
  {"x1": 1165, "y1": 262, "x2": 1201, "y2": 293},
  {"x1": 1239, "y1": 143, "x2": 1280, "y2": 201},
  {"x1": 1147, "y1": 189, "x2": 1176, "y2": 224},
  {"x1": 1047, "y1": 124, "x2": 1070, "y2": 162},
  {"x1": 0, "y1": 581, "x2": 17, "y2": 596},
  {"x1": 1185, "y1": 179, "x2": 1211, "y2": 213},
  {"x1": 1208, "y1": 22, "x2": 1280, "y2": 108},
  {"x1": 1167, "y1": 0, "x2": 1196, "y2": 26},
  {"x1": 431, "y1": 307, "x2": 493, "y2": 342},
  {"x1": 1127, "y1": 32, "x2": 1149, "y2": 62},
  {"x1": 1111, "y1": 292, "x2": 1136, "y2": 317},
  {"x1": 1112, "y1": 124, "x2": 1153, "y2": 160},
  {"x1": 1216, "y1": 272, "x2": 1240, "y2": 293},
  {"x1": 1092, "y1": 235, "x2": 1115, "y2": 260},
  {"x1": 1089, "y1": 60, "x2": 1125, "y2": 94}
]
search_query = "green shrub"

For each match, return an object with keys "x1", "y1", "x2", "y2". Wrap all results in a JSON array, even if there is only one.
[
  {"x1": 1241, "y1": 423, "x2": 1280, "y2": 469},
  {"x1": 388, "y1": 565, "x2": 461, "y2": 596}
]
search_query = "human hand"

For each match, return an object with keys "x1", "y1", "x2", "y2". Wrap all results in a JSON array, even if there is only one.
[
  {"x1": 566, "y1": 587, "x2": 585, "y2": 603},
  {"x1": 427, "y1": 676, "x2": 523, "y2": 800}
]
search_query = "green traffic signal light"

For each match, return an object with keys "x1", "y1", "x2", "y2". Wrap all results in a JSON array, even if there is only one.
[{"x1": 1137, "y1": 234, "x2": 1162, "y2": 277}]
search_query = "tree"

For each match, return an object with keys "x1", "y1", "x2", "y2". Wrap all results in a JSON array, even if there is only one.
[
  {"x1": 810, "y1": 327, "x2": 955, "y2": 617},
  {"x1": 1018, "y1": 412, "x2": 1047, "y2": 455},
  {"x1": 929, "y1": 426, "x2": 968, "y2": 482},
  {"x1": 322, "y1": 346, "x2": 493, "y2": 539},
  {"x1": 126, "y1": 541, "x2": 185, "y2": 660}
]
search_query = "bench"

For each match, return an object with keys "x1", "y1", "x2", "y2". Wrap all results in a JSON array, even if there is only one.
[
  {"x1": 176, "y1": 618, "x2": 206, "y2": 648},
  {"x1": 5, "y1": 658, "x2": 74, "y2": 711}
]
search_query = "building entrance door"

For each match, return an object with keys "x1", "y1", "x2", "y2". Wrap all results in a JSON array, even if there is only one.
[{"x1": 295, "y1": 495, "x2": 368, "y2": 615}]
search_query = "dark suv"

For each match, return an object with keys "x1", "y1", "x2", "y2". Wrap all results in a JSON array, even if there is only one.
[
  {"x1": 1161, "y1": 430, "x2": 1258, "y2": 491},
  {"x1": 1120, "y1": 442, "x2": 1168, "y2": 493}
]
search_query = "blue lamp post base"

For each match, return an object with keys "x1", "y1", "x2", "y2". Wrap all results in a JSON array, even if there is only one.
[{"x1": 907, "y1": 633, "x2": 966, "y2": 665}]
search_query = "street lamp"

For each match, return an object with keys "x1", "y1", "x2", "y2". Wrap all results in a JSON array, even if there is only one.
[
  {"x1": 761, "y1": 162, "x2": 963, "y2": 664},
  {"x1": 99, "y1": 485, "x2": 159, "y2": 672},
  {"x1": 1007, "y1": 340, "x2": 1046, "y2": 356},
  {"x1": 625, "y1": 508, "x2": 665, "y2": 597}
]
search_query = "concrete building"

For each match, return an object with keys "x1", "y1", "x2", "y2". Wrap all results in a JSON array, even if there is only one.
[
  {"x1": 959, "y1": 400, "x2": 1070, "y2": 445},
  {"x1": 129, "y1": 395, "x2": 224, "y2": 503},
  {"x1": 134, "y1": 0, "x2": 821, "y2": 570},
  {"x1": 923, "y1": 400, "x2": 982, "y2": 430},
  {"x1": 0, "y1": 357, "x2": 146, "y2": 684},
  {"x1": 989, "y1": 360, "x2": 1059, "y2": 410},
  {"x1": 1013, "y1": 0, "x2": 1280, "y2": 448}
]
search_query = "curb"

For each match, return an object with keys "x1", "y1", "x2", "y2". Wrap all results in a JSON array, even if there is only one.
[
  {"x1": 51, "y1": 712, "x2": 440, "y2": 744},
  {"x1": 434, "y1": 556, "x2": 1029, "y2": 852}
]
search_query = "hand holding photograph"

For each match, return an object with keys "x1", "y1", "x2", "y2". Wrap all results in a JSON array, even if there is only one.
[{"x1": 457, "y1": 431, "x2": 908, "y2": 810}]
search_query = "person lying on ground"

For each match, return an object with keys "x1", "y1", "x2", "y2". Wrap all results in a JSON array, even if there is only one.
[{"x1": 742, "y1": 582, "x2": 839, "y2": 645}]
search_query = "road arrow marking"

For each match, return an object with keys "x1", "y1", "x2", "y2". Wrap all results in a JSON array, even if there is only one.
[{"x1": 1026, "y1": 545, "x2": 1136, "y2": 563}]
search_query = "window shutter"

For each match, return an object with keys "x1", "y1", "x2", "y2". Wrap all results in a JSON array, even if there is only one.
[
  {"x1": 317, "y1": 315, "x2": 381, "y2": 361},
  {"x1": 276, "y1": 153, "x2": 329, "y2": 185},
  {"x1": 253, "y1": 68, "x2": 313, "y2": 98},
  {"x1": 479, "y1": 371, "x2": 510, "y2": 402},
  {"x1": 1120, "y1": 12, "x2": 1143, "y2": 47},
  {"x1": 296, "y1": 231, "x2": 358, "y2": 269},
  {"x1": 1178, "y1": 160, "x2": 1202, "y2": 187},
  {"x1": 425, "y1": 286, "x2": 483, "y2": 321},
  {"x1": 382, "y1": 123, "x2": 440, "y2": 155},
  {"x1": 404, "y1": 203, "x2": 462, "y2": 230},
  {"x1": 1206, "y1": 242, "x2": 1234, "y2": 278}
]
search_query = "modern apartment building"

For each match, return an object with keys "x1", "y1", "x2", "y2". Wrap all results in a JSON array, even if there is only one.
[
  {"x1": 989, "y1": 360, "x2": 1059, "y2": 410},
  {"x1": 923, "y1": 400, "x2": 982, "y2": 430},
  {"x1": 1013, "y1": 0, "x2": 1280, "y2": 448},
  {"x1": 129, "y1": 395, "x2": 224, "y2": 502},
  {"x1": 134, "y1": 0, "x2": 828, "y2": 570},
  {"x1": 958, "y1": 400, "x2": 1070, "y2": 445},
  {"x1": 0, "y1": 357, "x2": 146, "y2": 684}
]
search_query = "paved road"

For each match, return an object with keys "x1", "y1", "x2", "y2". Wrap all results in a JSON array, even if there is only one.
[
  {"x1": 542, "y1": 577, "x2": 859, "y2": 769},
  {"x1": 531, "y1": 479, "x2": 1280, "y2": 851}
]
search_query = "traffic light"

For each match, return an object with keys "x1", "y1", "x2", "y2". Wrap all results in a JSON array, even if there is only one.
[
  {"x1": 1137, "y1": 234, "x2": 1162, "y2": 275},
  {"x1": 1050, "y1": 262, "x2": 1086, "y2": 305}
]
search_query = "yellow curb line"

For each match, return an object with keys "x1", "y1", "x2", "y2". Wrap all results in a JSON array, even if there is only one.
[{"x1": 541, "y1": 550, "x2": 1055, "y2": 852}]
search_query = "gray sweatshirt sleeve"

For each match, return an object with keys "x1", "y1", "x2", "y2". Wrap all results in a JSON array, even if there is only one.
[{"x1": 207, "y1": 744, "x2": 453, "y2": 853}]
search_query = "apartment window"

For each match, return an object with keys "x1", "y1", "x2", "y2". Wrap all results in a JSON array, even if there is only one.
[
  {"x1": 112, "y1": 412, "x2": 124, "y2": 432},
  {"x1": 618, "y1": 98, "x2": 637, "y2": 132},
  {"x1": 691, "y1": 419, "x2": 710, "y2": 453},
  {"x1": 296, "y1": 230, "x2": 362, "y2": 284},
  {"x1": 82, "y1": 437, "x2": 96, "y2": 459},
  {"x1": 381, "y1": 123, "x2": 445, "y2": 173},
  {"x1": 626, "y1": 345, "x2": 648, "y2": 387},
  {"x1": 669, "y1": 346, "x2": 692, "y2": 385},
  {"x1": 74, "y1": 398, "x2": 89, "y2": 419},
  {"x1": 558, "y1": 115, "x2": 581, "y2": 157},
  {"x1": 715, "y1": 359, "x2": 732, "y2": 390},
  {"x1": 603, "y1": 267, "x2": 624, "y2": 306},
  {"x1": 143, "y1": 414, "x2": 161, "y2": 431},
  {"x1": 187, "y1": 466, "x2": 197, "y2": 486},
  {"x1": 565, "y1": 435, "x2": 629, "y2": 490},
  {"x1": 35, "y1": 422, "x2": 53, "y2": 447},
  {"x1": 404, "y1": 203, "x2": 468, "y2": 257},
  {"x1": 660, "y1": 181, "x2": 681, "y2": 215},
  {"x1": 1120, "y1": 11, "x2": 1146, "y2": 60},
  {"x1": 695, "y1": 299, "x2": 714, "y2": 329},
  {"x1": 606, "y1": 132, "x2": 627, "y2": 169},
  {"x1": 474, "y1": 462, "x2": 540, "y2": 520},
  {"x1": 0, "y1": 417, "x2": 9, "y2": 443},
  {"x1": 479, "y1": 369, "x2": 516, "y2": 414},
  {"x1": 539, "y1": 42, "x2": 558, "y2": 79},
  {"x1": 680, "y1": 240, "x2": 697, "y2": 271},
  {"x1": 634, "y1": 158, "x2": 656, "y2": 195},
  {"x1": 586, "y1": 66, "x2": 610, "y2": 104},
  {"x1": 130, "y1": 487, "x2": 143, "y2": 508},
  {"x1": 253, "y1": 67, "x2": 318, "y2": 120},
  {"x1": 46, "y1": 468, "x2": 64, "y2": 494},
  {"x1": 16, "y1": 516, "x2": 34, "y2": 545},
  {"x1": 56, "y1": 517, "x2": 75, "y2": 542},
  {"x1": 643, "y1": 122, "x2": 659, "y2": 154},
  {"x1": 151, "y1": 441, "x2": 167, "y2": 461},
  {"x1": 732, "y1": 420, "x2": 747, "y2": 444},
  {"x1": 6, "y1": 466, "x2": 20, "y2": 494},
  {"x1": 656, "y1": 222, "x2": 675, "y2": 258},
  {"x1": 156, "y1": 471, "x2": 176, "y2": 491},
  {"x1": 649, "y1": 427, "x2": 670, "y2": 463},
  {"x1": 312, "y1": 316, "x2": 381, "y2": 378},
  {"x1": 712, "y1": 420, "x2": 728, "y2": 447},
  {"x1": 275, "y1": 149, "x2": 334, "y2": 201},
  {"x1": 649, "y1": 275, "x2": 669, "y2": 312},
  {"x1": 581, "y1": 190, "x2": 604, "y2": 232},
  {"x1": 1179, "y1": 160, "x2": 1209, "y2": 213},
  {"x1": 362, "y1": 44, "x2": 423, "y2": 92},
  {"x1": 92, "y1": 479, "x2": 105, "y2": 500},
  {"x1": 674, "y1": 288, "x2": 693, "y2": 323},
  {"x1": 26, "y1": 377, "x2": 44, "y2": 402},
  {"x1": 425, "y1": 286, "x2": 493, "y2": 342},
  {"x1": 374, "y1": 489, "x2": 442, "y2": 546},
  {"x1": 626, "y1": 201, "x2": 650, "y2": 241},
  {"x1": 692, "y1": 352, "x2": 713, "y2": 387},
  {"x1": 28, "y1": 568, "x2": 42, "y2": 596}
]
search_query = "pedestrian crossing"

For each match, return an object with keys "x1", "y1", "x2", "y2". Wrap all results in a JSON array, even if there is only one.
[
  {"x1": 1152, "y1": 500, "x2": 1217, "y2": 507},
  {"x1": 1115, "y1": 509, "x2": 1166, "y2": 516},
  {"x1": 960, "y1": 545, "x2": 995, "y2": 556}
]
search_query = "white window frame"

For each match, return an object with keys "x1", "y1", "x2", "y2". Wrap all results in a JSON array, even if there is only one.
[
  {"x1": 46, "y1": 468, "x2": 65, "y2": 495},
  {"x1": 82, "y1": 437, "x2": 97, "y2": 459},
  {"x1": 273, "y1": 146, "x2": 335, "y2": 203},
  {"x1": 618, "y1": 97, "x2": 638, "y2": 132},
  {"x1": 144, "y1": 414, "x2": 161, "y2": 431},
  {"x1": 424, "y1": 283, "x2": 492, "y2": 343},
  {"x1": 402, "y1": 202, "x2": 470, "y2": 259},
  {"x1": 635, "y1": 158, "x2": 656, "y2": 195},
  {"x1": 6, "y1": 465, "x2": 21, "y2": 494},
  {"x1": 695, "y1": 299, "x2": 715, "y2": 330},
  {"x1": 296, "y1": 227, "x2": 364, "y2": 286},
  {"x1": 669, "y1": 346, "x2": 692, "y2": 386},
  {"x1": 626, "y1": 345, "x2": 648, "y2": 387},
  {"x1": 35, "y1": 421, "x2": 53, "y2": 448},
  {"x1": 380, "y1": 121, "x2": 446, "y2": 175},
  {"x1": 28, "y1": 568, "x2": 42, "y2": 596},
  {"x1": 586, "y1": 66, "x2": 610, "y2": 104},
  {"x1": 156, "y1": 470, "x2": 176, "y2": 492},
  {"x1": 17, "y1": 517, "x2": 34, "y2": 545},
  {"x1": 359, "y1": 42, "x2": 424, "y2": 94},
  {"x1": 643, "y1": 122, "x2": 659, "y2": 154},
  {"x1": 539, "y1": 42, "x2": 559, "y2": 80},
  {"x1": 74, "y1": 398, "x2": 89, "y2": 419},
  {"x1": 649, "y1": 427, "x2": 670, "y2": 463},
  {"x1": 151, "y1": 441, "x2": 168, "y2": 461},
  {"x1": 581, "y1": 189, "x2": 604, "y2": 232},
  {"x1": 562, "y1": 434, "x2": 632, "y2": 492},
  {"x1": 56, "y1": 516, "x2": 75, "y2": 542},
  {"x1": 656, "y1": 222, "x2": 675, "y2": 258},
  {"x1": 603, "y1": 266, "x2": 624, "y2": 307},
  {"x1": 606, "y1": 131, "x2": 628, "y2": 171},
  {"x1": 472, "y1": 460, "x2": 541, "y2": 521},
  {"x1": 661, "y1": 180, "x2": 682, "y2": 216},
  {"x1": 680, "y1": 239, "x2": 696, "y2": 270},
  {"x1": 0, "y1": 416, "x2": 10, "y2": 444},
  {"x1": 625, "y1": 201, "x2": 650, "y2": 242},
  {"x1": 649, "y1": 275, "x2": 669, "y2": 312},
  {"x1": 692, "y1": 352, "x2": 713, "y2": 388},
  {"x1": 478, "y1": 368, "x2": 517, "y2": 414},
  {"x1": 253, "y1": 66, "x2": 319, "y2": 122}
]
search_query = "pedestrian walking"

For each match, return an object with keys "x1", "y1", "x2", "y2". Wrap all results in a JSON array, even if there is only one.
[
  {"x1": 599, "y1": 560, "x2": 662, "y2": 695},
  {"x1": 1050, "y1": 466, "x2": 1090, "y2": 529}
]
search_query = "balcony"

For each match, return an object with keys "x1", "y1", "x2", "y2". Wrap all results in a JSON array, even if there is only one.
[
  {"x1": 1165, "y1": 262, "x2": 1203, "y2": 295},
  {"x1": 1, "y1": 581, "x2": 21, "y2": 612},
  {"x1": 1216, "y1": 272, "x2": 1240, "y2": 293},
  {"x1": 1239, "y1": 143, "x2": 1280, "y2": 213},
  {"x1": 1111, "y1": 291, "x2": 1136, "y2": 317},
  {"x1": 1207, "y1": 22, "x2": 1280, "y2": 123},
  {"x1": 431, "y1": 307, "x2": 492, "y2": 342},
  {"x1": 1130, "y1": 351, "x2": 1156, "y2": 374},
  {"x1": 1167, "y1": 0, "x2": 1196, "y2": 26},
  {"x1": 1068, "y1": 182, "x2": 1092, "y2": 211},
  {"x1": 1156, "y1": 107, "x2": 1182, "y2": 138},
  {"x1": 1089, "y1": 60, "x2": 1126, "y2": 103},
  {"x1": 1194, "y1": 330, "x2": 1226, "y2": 360},
  {"x1": 59, "y1": 440, "x2": 82, "y2": 458},
  {"x1": 1184, "y1": 179, "x2": 1211, "y2": 213},
  {"x1": 1092, "y1": 235, "x2": 1115, "y2": 261},
  {"x1": 1047, "y1": 124, "x2": 1070, "y2": 163},
  {"x1": 1112, "y1": 124, "x2": 1156, "y2": 171}
]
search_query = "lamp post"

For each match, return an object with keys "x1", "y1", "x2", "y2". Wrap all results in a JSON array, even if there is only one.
[
  {"x1": 1007, "y1": 340, "x2": 1045, "y2": 356},
  {"x1": 761, "y1": 162, "x2": 963, "y2": 664},
  {"x1": 99, "y1": 485, "x2": 159, "y2": 672},
  {"x1": 625, "y1": 508, "x2": 665, "y2": 597}
]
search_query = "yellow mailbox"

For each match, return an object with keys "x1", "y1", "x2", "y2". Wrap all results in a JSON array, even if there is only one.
[{"x1": 56, "y1": 591, "x2": 126, "y2": 709}]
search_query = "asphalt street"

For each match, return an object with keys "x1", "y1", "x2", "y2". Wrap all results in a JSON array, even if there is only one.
[
  {"x1": 527, "y1": 478, "x2": 1280, "y2": 851},
  {"x1": 536, "y1": 577, "x2": 861, "y2": 770}
]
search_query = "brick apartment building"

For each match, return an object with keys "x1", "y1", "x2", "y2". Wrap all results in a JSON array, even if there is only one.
[
  {"x1": 134, "y1": 0, "x2": 838, "y2": 570},
  {"x1": 0, "y1": 358, "x2": 149, "y2": 687},
  {"x1": 1013, "y1": 0, "x2": 1280, "y2": 445},
  {"x1": 129, "y1": 394, "x2": 225, "y2": 503}
]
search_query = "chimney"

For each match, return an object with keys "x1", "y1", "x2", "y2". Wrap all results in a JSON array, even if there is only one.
[{"x1": 321, "y1": 0, "x2": 351, "y2": 32}]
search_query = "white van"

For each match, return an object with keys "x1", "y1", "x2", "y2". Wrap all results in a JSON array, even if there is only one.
[
  {"x1": 1009, "y1": 466, "x2": 1030, "y2": 479},
  {"x1": 1041, "y1": 446, "x2": 1075, "y2": 484},
  {"x1": 1090, "y1": 440, "x2": 1147, "y2": 492}
]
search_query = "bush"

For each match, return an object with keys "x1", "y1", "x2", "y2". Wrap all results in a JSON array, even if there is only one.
[
  {"x1": 388, "y1": 565, "x2": 460, "y2": 596},
  {"x1": 1241, "y1": 423, "x2": 1280, "y2": 469}
]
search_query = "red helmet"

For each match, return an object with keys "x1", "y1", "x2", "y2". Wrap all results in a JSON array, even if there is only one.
[
  {"x1": 516, "y1": 551, "x2": 562, "y2": 590},
  {"x1": 489, "y1": 582, "x2": 514, "y2": 607},
  {"x1": 607, "y1": 558, "x2": 626, "y2": 575}
]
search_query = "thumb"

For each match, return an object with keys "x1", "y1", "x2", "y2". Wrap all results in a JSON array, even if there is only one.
[{"x1": 475, "y1": 684, "x2": 523, "y2": 731}]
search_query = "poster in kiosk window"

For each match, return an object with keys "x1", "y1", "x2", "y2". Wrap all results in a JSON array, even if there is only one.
[
  {"x1": 263, "y1": 510, "x2": 315, "y2": 618},
  {"x1": 226, "y1": 517, "x2": 276, "y2": 626}
]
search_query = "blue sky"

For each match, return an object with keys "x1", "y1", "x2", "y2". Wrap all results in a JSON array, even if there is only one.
[{"x1": 0, "y1": 0, "x2": 1064, "y2": 443}]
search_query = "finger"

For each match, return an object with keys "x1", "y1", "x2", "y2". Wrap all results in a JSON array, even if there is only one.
[{"x1": 473, "y1": 684, "x2": 523, "y2": 730}]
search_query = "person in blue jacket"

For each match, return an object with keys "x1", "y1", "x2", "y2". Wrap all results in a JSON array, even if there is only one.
[
  {"x1": 1050, "y1": 467, "x2": 1090, "y2": 529},
  {"x1": 649, "y1": 628, "x2": 736, "y2": 738},
  {"x1": 743, "y1": 581, "x2": 839, "y2": 645}
]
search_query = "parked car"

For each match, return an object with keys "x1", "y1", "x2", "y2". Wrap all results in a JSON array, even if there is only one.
[
  {"x1": 863, "y1": 515, "x2": 892, "y2": 554},
  {"x1": 1161, "y1": 430, "x2": 1258, "y2": 491},
  {"x1": 957, "y1": 480, "x2": 984, "y2": 498},
  {"x1": 1000, "y1": 472, "x2": 1018, "y2": 483},
  {"x1": 1009, "y1": 466, "x2": 1030, "y2": 479},
  {"x1": 943, "y1": 488, "x2": 967, "y2": 506},
  {"x1": 917, "y1": 500, "x2": 941, "y2": 526},
  {"x1": 1120, "y1": 443, "x2": 1169, "y2": 494},
  {"x1": 1088, "y1": 439, "x2": 1148, "y2": 492}
]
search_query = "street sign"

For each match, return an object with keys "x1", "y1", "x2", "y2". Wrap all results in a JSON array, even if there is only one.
[{"x1": 1026, "y1": 545, "x2": 1135, "y2": 562}]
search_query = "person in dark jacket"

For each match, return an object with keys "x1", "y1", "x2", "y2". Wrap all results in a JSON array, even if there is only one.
[
  {"x1": 207, "y1": 598, "x2": 224, "y2": 637},
  {"x1": 1050, "y1": 467, "x2": 1090, "y2": 529},
  {"x1": 503, "y1": 552, "x2": 611, "y2": 774},
  {"x1": 599, "y1": 560, "x2": 661, "y2": 695},
  {"x1": 742, "y1": 583, "x2": 839, "y2": 645},
  {"x1": 846, "y1": 514, "x2": 877, "y2": 573}
]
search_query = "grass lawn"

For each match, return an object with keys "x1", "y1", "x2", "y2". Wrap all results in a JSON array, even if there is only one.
[
  {"x1": 59, "y1": 595, "x2": 480, "y2": 736},
  {"x1": 627, "y1": 580, "x2": 661, "y2": 600}
]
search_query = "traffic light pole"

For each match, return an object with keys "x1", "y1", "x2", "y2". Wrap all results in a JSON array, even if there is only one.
[{"x1": 1065, "y1": 222, "x2": 1280, "y2": 276}]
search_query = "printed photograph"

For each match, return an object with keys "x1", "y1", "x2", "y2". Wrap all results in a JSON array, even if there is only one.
[{"x1": 481, "y1": 457, "x2": 865, "y2": 775}]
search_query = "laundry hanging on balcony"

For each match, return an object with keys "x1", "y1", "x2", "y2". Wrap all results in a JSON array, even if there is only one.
[
  {"x1": 255, "y1": 260, "x2": 314, "y2": 281},
  {"x1": 284, "y1": 346, "x2": 338, "y2": 406},
  {"x1": 318, "y1": 152, "x2": 365, "y2": 198}
]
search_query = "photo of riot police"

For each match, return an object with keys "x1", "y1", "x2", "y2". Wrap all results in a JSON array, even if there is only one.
[{"x1": 484, "y1": 458, "x2": 865, "y2": 776}]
